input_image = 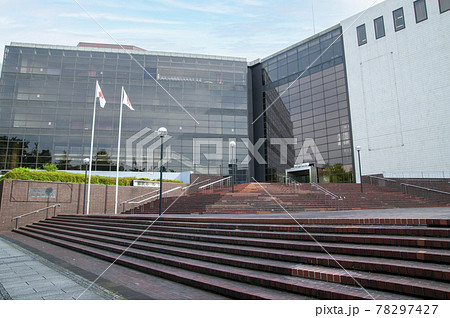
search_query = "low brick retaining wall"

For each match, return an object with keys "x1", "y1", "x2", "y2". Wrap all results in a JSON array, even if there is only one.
[{"x1": 0, "y1": 179, "x2": 185, "y2": 231}]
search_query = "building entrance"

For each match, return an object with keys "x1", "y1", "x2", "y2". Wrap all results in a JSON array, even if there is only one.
[{"x1": 285, "y1": 163, "x2": 318, "y2": 183}]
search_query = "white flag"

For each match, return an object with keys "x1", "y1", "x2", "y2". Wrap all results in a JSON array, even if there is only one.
[
  {"x1": 122, "y1": 88, "x2": 134, "y2": 111},
  {"x1": 95, "y1": 81, "x2": 106, "y2": 108}
]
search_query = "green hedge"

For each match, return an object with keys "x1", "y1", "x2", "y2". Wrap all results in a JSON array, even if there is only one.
[{"x1": 0, "y1": 168, "x2": 182, "y2": 185}]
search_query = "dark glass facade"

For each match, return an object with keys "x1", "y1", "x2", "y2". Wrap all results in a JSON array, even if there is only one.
[
  {"x1": 250, "y1": 26, "x2": 354, "y2": 183},
  {"x1": 0, "y1": 43, "x2": 248, "y2": 179}
]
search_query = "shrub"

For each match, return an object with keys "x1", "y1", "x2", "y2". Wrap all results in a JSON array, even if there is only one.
[
  {"x1": 151, "y1": 178, "x2": 183, "y2": 183},
  {"x1": 0, "y1": 168, "x2": 182, "y2": 185},
  {"x1": 41, "y1": 164, "x2": 58, "y2": 171}
]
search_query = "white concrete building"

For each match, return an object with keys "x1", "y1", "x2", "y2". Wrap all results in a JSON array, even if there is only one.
[{"x1": 341, "y1": 0, "x2": 450, "y2": 180}]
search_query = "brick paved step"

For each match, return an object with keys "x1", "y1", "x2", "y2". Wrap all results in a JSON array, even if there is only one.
[
  {"x1": 54, "y1": 213, "x2": 450, "y2": 228},
  {"x1": 27, "y1": 219, "x2": 450, "y2": 282},
  {"x1": 13, "y1": 227, "x2": 417, "y2": 300},
  {"x1": 114, "y1": 219, "x2": 450, "y2": 237},
  {"x1": 14, "y1": 213, "x2": 450, "y2": 299},
  {"x1": 36, "y1": 218, "x2": 450, "y2": 265},
  {"x1": 54, "y1": 215, "x2": 450, "y2": 236},
  {"x1": 11, "y1": 228, "x2": 311, "y2": 300},
  {"x1": 21, "y1": 222, "x2": 450, "y2": 298},
  {"x1": 40, "y1": 217, "x2": 450, "y2": 249}
]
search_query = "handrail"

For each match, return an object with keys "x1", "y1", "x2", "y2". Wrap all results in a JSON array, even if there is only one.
[
  {"x1": 121, "y1": 189, "x2": 160, "y2": 205},
  {"x1": 368, "y1": 175, "x2": 397, "y2": 183},
  {"x1": 185, "y1": 178, "x2": 211, "y2": 192},
  {"x1": 192, "y1": 178, "x2": 211, "y2": 187},
  {"x1": 285, "y1": 176, "x2": 302, "y2": 193},
  {"x1": 311, "y1": 183, "x2": 340, "y2": 199},
  {"x1": 122, "y1": 179, "x2": 211, "y2": 212},
  {"x1": 368, "y1": 175, "x2": 449, "y2": 202},
  {"x1": 400, "y1": 183, "x2": 450, "y2": 196},
  {"x1": 12, "y1": 204, "x2": 61, "y2": 229},
  {"x1": 121, "y1": 188, "x2": 160, "y2": 212},
  {"x1": 311, "y1": 183, "x2": 344, "y2": 210},
  {"x1": 128, "y1": 186, "x2": 182, "y2": 204},
  {"x1": 198, "y1": 176, "x2": 232, "y2": 190}
]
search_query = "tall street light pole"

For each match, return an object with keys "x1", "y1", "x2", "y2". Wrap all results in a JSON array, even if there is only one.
[
  {"x1": 356, "y1": 146, "x2": 363, "y2": 193},
  {"x1": 82, "y1": 158, "x2": 90, "y2": 215},
  {"x1": 230, "y1": 141, "x2": 236, "y2": 193},
  {"x1": 158, "y1": 127, "x2": 168, "y2": 216}
]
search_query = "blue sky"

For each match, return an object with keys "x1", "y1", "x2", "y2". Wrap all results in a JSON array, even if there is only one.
[{"x1": 0, "y1": 0, "x2": 380, "y2": 63}]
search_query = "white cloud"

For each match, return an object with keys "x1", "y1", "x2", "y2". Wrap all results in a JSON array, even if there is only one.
[
  {"x1": 0, "y1": 0, "x2": 388, "y2": 63},
  {"x1": 61, "y1": 12, "x2": 184, "y2": 25}
]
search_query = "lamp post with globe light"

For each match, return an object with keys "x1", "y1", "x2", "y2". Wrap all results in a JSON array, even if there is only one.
[
  {"x1": 229, "y1": 141, "x2": 236, "y2": 193},
  {"x1": 356, "y1": 146, "x2": 363, "y2": 193},
  {"x1": 82, "y1": 158, "x2": 90, "y2": 214},
  {"x1": 158, "y1": 127, "x2": 168, "y2": 216}
]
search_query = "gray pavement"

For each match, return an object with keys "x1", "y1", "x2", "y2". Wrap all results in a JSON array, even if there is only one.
[
  {"x1": 0, "y1": 237, "x2": 122, "y2": 300},
  {"x1": 165, "y1": 207, "x2": 450, "y2": 219}
]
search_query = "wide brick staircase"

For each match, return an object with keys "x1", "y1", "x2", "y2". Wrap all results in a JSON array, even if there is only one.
[
  {"x1": 124, "y1": 184, "x2": 249, "y2": 214},
  {"x1": 13, "y1": 214, "x2": 450, "y2": 299},
  {"x1": 125, "y1": 182, "x2": 449, "y2": 214}
]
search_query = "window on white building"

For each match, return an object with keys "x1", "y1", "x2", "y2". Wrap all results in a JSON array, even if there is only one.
[
  {"x1": 414, "y1": 0, "x2": 428, "y2": 23},
  {"x1": 357, "y1": 24, "x2": 367, "y2": 46},
  {"x1": 374, "y1": 16, "x2": 386, "y2": 39},
  {"x1": 439, "y1": 0, "x2": 450, "y2": 13},
  {"x1": 393, "y1": 8, "x2": 406, "y2": 31}
]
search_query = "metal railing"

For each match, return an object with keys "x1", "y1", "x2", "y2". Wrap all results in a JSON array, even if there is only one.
[
  {"x1": 128, "y1": 186, "x2": 182, "y2": 205},
  {"x1": 400, "y1": 183, "x2": 450, "y2": 203},
  {"x1": 368, "y1": 175, "x2": 397, "y2": 184},
  {"x1": 182, "y1": 178, "x2": 211, "y2": 196},
  {"x1": 125, "y1": 186, "x2": 182, "y2": 214},
  {"x1": 121, "y1": 188, "x2": 160, "y2": 212},
  {"x1": 310, "y1": 183, "x2": 344, "y2": 210},
  {"x1": 368, "y1": 175, "x2": 450, "y2": 203},
  {"x1": 400, "y1": 183, "x2": 450, "y2": 195},
  {"x1": 12, "y1": 204, "x2": 61, "y2": 229},
  {"x1": 198, "y1": 176, "x2": 232, "y2": 192},
  {"x1": 285, "y1": 176, "x2": 302, "y2": 193}
]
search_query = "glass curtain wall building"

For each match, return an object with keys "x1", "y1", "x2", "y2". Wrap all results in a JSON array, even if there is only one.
[
  {"x1": 0, "y1": 43, "x2": 249, "y2": 179},
  {"x1": 249, "y1": 26, "x2": 354, "y2": 182}
]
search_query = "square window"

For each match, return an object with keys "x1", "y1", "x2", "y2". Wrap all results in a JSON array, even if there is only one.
[
  {"x1": 393, "y1": 8, "x2": 406, "y2": 31},
  {"x1": 439, "y1": 0, "x2": 450, "y2": 13},
  {"x1": 374, "y1": 16, "x2": 386, "y2": 39},
  {"x1": 414, "y1": 0, "x2": 428, "y2": 23},
  {"x1": 356, "y1": 24, "x2": 367, "y2": 46}
]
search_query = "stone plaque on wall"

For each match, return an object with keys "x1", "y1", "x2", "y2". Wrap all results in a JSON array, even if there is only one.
[{"x1": 29, "y1": 188, "x2": 57, "y2": 199}]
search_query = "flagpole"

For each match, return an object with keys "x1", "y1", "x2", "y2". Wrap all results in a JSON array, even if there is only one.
[
  {"x1": 114, "y1": 87, "x2": 124, "y2": 215},
  {"x1": 86, "y1": 83, "x2": 98, "y2": 215}
]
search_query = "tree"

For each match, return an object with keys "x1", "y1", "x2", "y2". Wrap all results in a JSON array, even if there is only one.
[{"x1": 55, "y1": 150, "x2": 73, "y2": 170}]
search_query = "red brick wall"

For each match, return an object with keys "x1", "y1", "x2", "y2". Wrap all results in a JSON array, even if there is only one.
[{"x1": 0, "y1": 179, "x2": 186, "y2": 231}]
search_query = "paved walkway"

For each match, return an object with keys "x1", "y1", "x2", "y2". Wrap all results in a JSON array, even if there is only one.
[{"x1": 0, "y1": 237, "x2": 122, "y2": 300}]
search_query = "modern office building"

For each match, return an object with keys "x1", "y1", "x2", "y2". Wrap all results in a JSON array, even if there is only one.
[
  {"x1": 0, "y1": 43, "x2": 249, "y2": 180},
  {"x1": 249, "y1": 25, "x2": 354, "y2": 183},
  {"x1": 1, "y1": 0, "x2": 449, "y2": 183}
]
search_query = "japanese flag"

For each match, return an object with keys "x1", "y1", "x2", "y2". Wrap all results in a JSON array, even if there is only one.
[
  {"x1": 122, "y1": 88, "x2": 135, "y2": 111},
  {"x1": 95, "y1": 81, "x2": 106, "y2": 108}
]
